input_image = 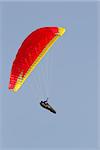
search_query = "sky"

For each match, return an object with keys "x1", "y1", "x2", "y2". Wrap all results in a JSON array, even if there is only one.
[{"x1": 0, "y1": 1, "x2": 98, "y2": 150}]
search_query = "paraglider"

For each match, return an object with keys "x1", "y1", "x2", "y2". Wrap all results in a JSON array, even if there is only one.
[
  {"x1": 8, "y1": 27, "x2": 66, "y2": 92},
  {"x1": 40, "y1": 98, "x2": 56, "y2": 114}
]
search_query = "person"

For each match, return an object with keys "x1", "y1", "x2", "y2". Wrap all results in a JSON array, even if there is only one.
[{"x1": 40, "y1": 98, "x2": 56, "y2": 114}]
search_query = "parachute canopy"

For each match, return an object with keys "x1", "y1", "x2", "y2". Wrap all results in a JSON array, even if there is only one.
[{"x1": 9, "y1": 27, "x2": 66, "y2": 92}]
